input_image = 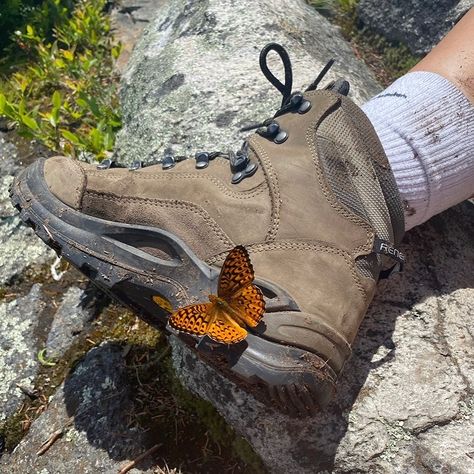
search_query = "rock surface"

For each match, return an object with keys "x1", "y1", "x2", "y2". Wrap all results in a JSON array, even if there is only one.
[
  {"x1": 111, "y1": 0, "x2": 165, "y2": 74},
  {"x1": 115, "y1": 0, "x2": 381, "y2": 162},
  {"x1": 0, "y1": 133, "x2": 54, "y2": 285},
  {"x1": 358, "y1": 0, "x2": 474, "y2": 55},
  {"x1": 172, "y1": 201, "x2": 474, "y2": 473},
  {"x1": 46, "y1": 286, "x2": 102, "y2": 358},
  {"x1": 3, "y1": 343, "x2": 154, "y2": 474},
  {"x1": 0, "y1": 284, "x2": 45, "y2": 423}
]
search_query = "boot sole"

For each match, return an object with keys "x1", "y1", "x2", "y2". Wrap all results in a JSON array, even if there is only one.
[{"x1": 10, "y1": 159, "x2": 337, "y2": 416}]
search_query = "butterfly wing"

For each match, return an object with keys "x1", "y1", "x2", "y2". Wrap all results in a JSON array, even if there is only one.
[
  {"x1": 230, "y1": 284, "x2": 266, "y2": 328},
  {"x1": 207, "y1": 307, "x2": 248, "y2": 344},
  {"x1": 217, "y1": 246, "x2": 255, "y2": 299},
  {"x1": 169, "y1": 303, "x2": 212, "y2": 336}
]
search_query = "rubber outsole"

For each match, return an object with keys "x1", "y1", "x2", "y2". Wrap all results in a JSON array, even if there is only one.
[{"x1": 10, "y1": 159, "x2": 337, "y2": 416}]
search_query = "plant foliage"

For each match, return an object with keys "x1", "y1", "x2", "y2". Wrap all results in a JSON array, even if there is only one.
[
  {"x1": 0, "y1": 0, "x2": 74, "y2": 56},
  {"x1": 0, "y1": 0, "x2": 121, "y2": 159}
]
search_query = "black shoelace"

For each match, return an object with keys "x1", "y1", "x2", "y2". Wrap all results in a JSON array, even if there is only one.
[{"x1": 98, "y1": 42, "x2": 335, "y2": 184}]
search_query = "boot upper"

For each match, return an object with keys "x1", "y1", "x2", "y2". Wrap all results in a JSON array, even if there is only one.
[{"x1": 42, "y1": 54, "x2": 405, "y2": 375}]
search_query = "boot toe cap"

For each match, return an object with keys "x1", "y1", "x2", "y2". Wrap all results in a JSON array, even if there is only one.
[{"x1": 43, "y1": 156, "x2": 86, "y2": 209}]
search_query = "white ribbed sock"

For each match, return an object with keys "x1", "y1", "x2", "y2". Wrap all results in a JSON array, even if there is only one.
[{"x1": 362, "y1": 71, "x2": 474, "y2": 230}]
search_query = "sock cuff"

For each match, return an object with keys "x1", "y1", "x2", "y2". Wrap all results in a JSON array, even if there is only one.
[{"x1": 363, "y1": 71, "x2": 474, "y2": 230}]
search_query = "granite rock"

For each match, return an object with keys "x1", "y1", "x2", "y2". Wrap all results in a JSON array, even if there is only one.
[
  {"x1": 1, "y1": 343, "x2": 154, "y2": 474},
  {"x1": 0, "y1": 285, "x2": 45, "y2": 423},
  {"x1": 46, "y1": 286, "x2": 104, "y2": 358},
  {"x1": 0, "y1": 133, "x2": 54, "y2": 285},
  {"x1": 111, "y1": 0, "x2": 165, "y2": 74},
  {"x1": 115, "y1": 0, "x2": 381, "y2": 163},
  {"x1": 358, "y1": 0, "x2": 474, "y2": 55}
]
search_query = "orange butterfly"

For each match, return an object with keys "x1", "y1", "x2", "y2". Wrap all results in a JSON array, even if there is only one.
[{"x1": 163, "y1": 245, "x2": 265, "y2": 344}]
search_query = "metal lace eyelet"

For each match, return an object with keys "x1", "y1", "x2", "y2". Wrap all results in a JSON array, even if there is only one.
[
  {"x1": 266, "y1": 121, "x2": 280, "y2": 137},
  {"x1": 298, "y1": 100, "x2": 311, "y2": 114},
  {"x1": 129, "y1": 160, "x2": 142, "y2": 171},
  {"x1": 195, "y1": 152, "x2": 210, "y2": 169},
  {"x1": 162, "y1": 154, "x2": 175, "y2": 170},
  {"x1": 97, "y1": 159, "x2": 114, "y2": 170},
  {"x1": 274, "y1": 130, "x2": 288, "y2": 144},
  {"x1": 232, "y1": 162, "x2": 257, "y2": 184}
]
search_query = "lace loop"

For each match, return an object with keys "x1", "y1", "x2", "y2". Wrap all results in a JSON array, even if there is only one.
[
  {"x1": 259, "y1": 42, "x2": 293, "y2": 107},
  {"x1": 101, "y1": 43, "x2": 335, "y2": 184}
]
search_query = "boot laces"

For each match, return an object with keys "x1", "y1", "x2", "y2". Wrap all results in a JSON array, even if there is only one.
[{"x1": 98, "y1": 43, "x2": 335, "y2": 184}]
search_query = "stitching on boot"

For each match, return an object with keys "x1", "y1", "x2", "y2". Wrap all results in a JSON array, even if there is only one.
[
  {"x1": 206, "y1": 240, "x2": 367, "y2": 299},
  {"x1": 84, "y1": 190, "x2": 234, "y2": 248},
  {"x1": 249, "y1": 137, "x2": 281, "y2": 242},
  {"x1": 73, "y1": 160, "x2": 87, "y2": 209},
  {"x1": 87, "y1": 172, "x2": 267, "y2": 199}
]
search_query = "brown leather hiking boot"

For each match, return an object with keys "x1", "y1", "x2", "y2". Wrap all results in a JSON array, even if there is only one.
[{"x1": 10, "y1": 43, "x2": 405, "y2": 416}]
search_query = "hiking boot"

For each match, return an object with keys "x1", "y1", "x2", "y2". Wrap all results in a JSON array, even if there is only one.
[{"x1": 10, "y1": 43, "x2": 405, "y2": 416}]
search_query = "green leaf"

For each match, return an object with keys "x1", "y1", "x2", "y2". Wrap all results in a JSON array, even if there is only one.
[
  {"x1": 75, "y1": 98, "x2": 89, "y2": 110},
  {"x1": 37, "y1": 348, "x2": 57, "y2": 367},
  {"x1": 60, "y1": 129, "x2": 80, "y2": 145},
  {"x1": 21, "y1": 115, "x2": 39, "y2": 131},
  {"x1": 52, "y1": 90, "x2": 61, "y2": 109},
  {"x1": 103, "y1": 129, "x2": 115, "y2": 150},
  {"x1": 26, "y1": 25, "x2": 34, "y2": 36},
  {"x1": 0, "y1": 94, "x2": 6, "y2": 115},
  {"x1": 79, "y1": 94, "x2": 100, "y2": 118},
  {"x1": 62, "y1": 49, "x2": 74, "y2": 61},
  {"x1": 54, "y1": 58, "x2": 66, "y2": 69},
  {"x1": 89, "y1": 128, "x2": 103, "y2": 152}
]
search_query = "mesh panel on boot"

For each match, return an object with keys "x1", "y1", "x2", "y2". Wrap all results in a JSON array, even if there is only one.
[
  {"x1": 316, "y1": 105, "x2": 403, "y2": 280},
  {"x1": 319, "y1": 111, "x2": 394, "y2": 243},
  {"x1": 341, "y1": 98, "x2": 405, "y2": 245}
]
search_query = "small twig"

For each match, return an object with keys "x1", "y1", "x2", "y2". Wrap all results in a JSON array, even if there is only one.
[
  {"x1": 117, "y1": 443, "x2": 162, "y2": 474},
  {"x1": 36, "y1": 418, "x2": 73, "y2": 456},
  {"x1": 36, "y1": 429, "x2": 63, "y2": 456}
]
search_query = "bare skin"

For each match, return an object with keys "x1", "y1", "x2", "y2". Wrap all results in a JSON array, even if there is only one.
[{"x1": 412, "y1": 7, "x2": 474, "y2": 104}]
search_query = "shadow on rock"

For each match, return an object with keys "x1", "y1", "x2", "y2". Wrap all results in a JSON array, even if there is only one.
[{"x1": 62, "y1": 342, "x2": 153, "y2": 466}]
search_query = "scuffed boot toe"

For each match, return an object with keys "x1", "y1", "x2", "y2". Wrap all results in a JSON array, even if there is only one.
[{"x1": 43, "y1": 156, "x2": 86, "y2": 209}]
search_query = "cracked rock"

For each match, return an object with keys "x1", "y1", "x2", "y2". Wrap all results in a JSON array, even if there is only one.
[
  {"x1": 46, "y1": 286, "x2": 104, "y2": 358},
  {"x1": 416, "y1": 410, "x2": 474, "y2": 473}
]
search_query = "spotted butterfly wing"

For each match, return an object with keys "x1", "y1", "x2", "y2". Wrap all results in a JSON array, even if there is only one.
[
  {"x1": 229, "y1": 284, "x2": 265, "y2": 328},
  {"x1": 159, "y1": 245, "x2": 265, "y2": 344},
  {"x1": 217, "y1": 246, "x2": 255, "y2": 299},
  {"x1": 168, "y1": 303, "x2": 212, "y2": 336},
  {"x1": 208, "y1": 310, "x2": 248, "y2": 344}
]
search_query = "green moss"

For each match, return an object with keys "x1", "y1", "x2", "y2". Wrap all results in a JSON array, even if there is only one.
[
  {"x1": 159, "y1": 355, "x2": 267, "y2": 472},
  {"x1": 0, "y1": 411, "x2": 27, "y2": 451}
]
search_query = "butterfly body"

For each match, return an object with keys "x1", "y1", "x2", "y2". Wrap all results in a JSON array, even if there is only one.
[{"x1": 161, "y1": 246, "x2": 266, "y2": 344}]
